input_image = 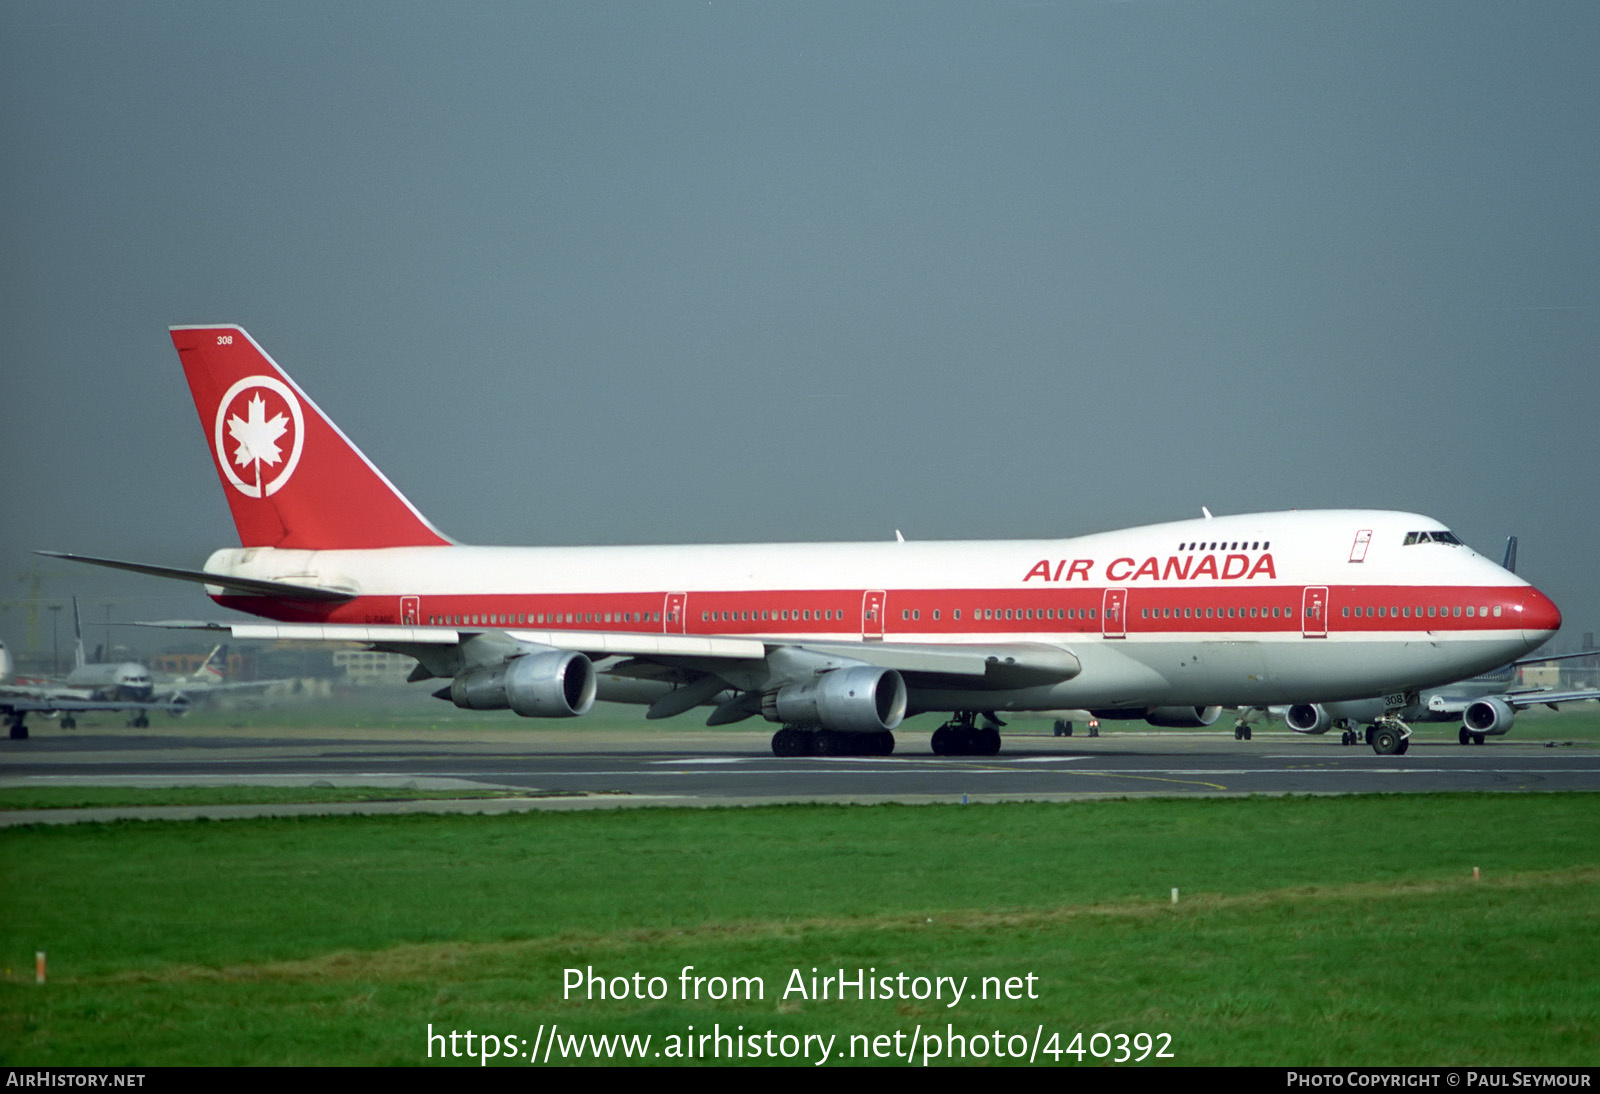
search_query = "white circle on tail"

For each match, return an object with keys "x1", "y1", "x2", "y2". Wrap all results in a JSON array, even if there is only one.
[{"x1": 214, "y1": 375, "x2": 306, "y2": 498}]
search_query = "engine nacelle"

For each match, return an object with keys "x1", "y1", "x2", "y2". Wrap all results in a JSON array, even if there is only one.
[
  {"x1": 763, "y1": 666, "x2": 907, "y2": 733},
  {"x1": 1142, "y1": 705, "x2": 1223, "y2": 728},
  {"x1": 1463, "y1": 697, "x2": 1515, "y2": 736},
  {"x1": 1285, "y1": 704, "x2": 1334, "y2": 735},
  {"x1": 449, "y1": 650, "x2": 596, "y2": 717}
]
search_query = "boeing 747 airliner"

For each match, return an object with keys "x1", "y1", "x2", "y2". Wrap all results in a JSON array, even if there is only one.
[{"x1": 41, "y1": 326, "x2": 1562, "y2": 756}]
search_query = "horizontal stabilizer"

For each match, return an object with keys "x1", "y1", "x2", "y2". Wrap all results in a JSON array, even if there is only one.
[{"x1": 37, "y1": 551, "x2": 355, "y2": 602}]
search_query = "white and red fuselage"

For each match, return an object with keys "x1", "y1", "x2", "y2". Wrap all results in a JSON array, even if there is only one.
[{"x1": 201, "y1": 509, "x2": 1559, "y2": 715}]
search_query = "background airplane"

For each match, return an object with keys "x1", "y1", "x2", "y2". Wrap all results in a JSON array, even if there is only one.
[
  {"x1": 0, "y1": 598, "x2": 202, "y2": 736},
  {"x1": 147, "y1": 644, "x2": 287, "y2": 707},
  {"x1": 0, "y1": 636, "x2": 184, "y2": 738}
]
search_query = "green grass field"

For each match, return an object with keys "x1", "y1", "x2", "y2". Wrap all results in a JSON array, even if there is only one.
[{"x1": 2, "y1": 794, "x2": 1597, "y2": 1066}]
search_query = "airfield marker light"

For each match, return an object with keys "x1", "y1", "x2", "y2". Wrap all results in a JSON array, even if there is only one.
[
  {"x1": 35, "y1": 952, "x2": 45, "y2": 984},
  {"x1": 1171, "y1": 888, "x2": 1179, "y2": 905},
  {"x1": 1473, "y1": 867, "x2": 1480, "y2": 880}
]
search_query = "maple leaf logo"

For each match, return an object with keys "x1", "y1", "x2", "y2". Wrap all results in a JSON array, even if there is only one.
[
  {"x1": 213, "y1": 375, "x2": 306, "y2": 499},
  {"x1": 227, "y1": 394, "x2": 290, "y2": 472}
]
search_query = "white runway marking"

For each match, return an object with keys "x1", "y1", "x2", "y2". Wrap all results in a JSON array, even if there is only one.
[{"x1": 648, "y1": 757, "x2": 747, "y2": 765}]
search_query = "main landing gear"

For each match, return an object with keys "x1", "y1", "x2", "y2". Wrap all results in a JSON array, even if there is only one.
[
  {"x1": 1458, "y1": 726, "x2": 1487, "y2": 746},
  {"x1": 931, "y1": 711, "x2": 1002, "y2": 757},
  {"x1": 770, "y1": 725, "x2": 895, "y2": 757},
  {"x1": 1368, "y1": 717, "x2": 1412, "y2": 756},
  {"x1": 6, "y1": 710, "x2": 27, "y2": 740}
]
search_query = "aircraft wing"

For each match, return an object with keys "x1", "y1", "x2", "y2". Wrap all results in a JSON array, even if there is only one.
[
  {"x1": 1497, "y1": 688, "x2": 1600, "y2": 711},
  {"x1": 1510, "y1": 650, "x2": 1599, "y2": 667},
  {"x1": 1428, "y1": 686, "x2": 1600, "y2": 717},
  {"x1": 0, "y1": 695, "x2": 186, "y2": 715},
  {"x1": 156, "y1": 679, "x2": 284, "y2": 700},
  {"x1": 0, "y1": 681, "x2": 92, "y2": 703},
  {"x1": 137, "y1": 620, "x2": 1083, "y2": 689}
]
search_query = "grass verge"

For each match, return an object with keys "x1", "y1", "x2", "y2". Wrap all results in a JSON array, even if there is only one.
[{"x1": 2, "y1": 794, "x2": 1597, "y2": 1066}]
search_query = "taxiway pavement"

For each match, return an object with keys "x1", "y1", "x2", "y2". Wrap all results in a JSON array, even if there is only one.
[{"x1": 3, "y1": 721, "x2": 1596, "y2": 825}]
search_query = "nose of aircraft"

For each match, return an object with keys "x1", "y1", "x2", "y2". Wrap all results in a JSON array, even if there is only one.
[{"x1": 1517, "y1": 586, "x2": 1562, "y2": 649}]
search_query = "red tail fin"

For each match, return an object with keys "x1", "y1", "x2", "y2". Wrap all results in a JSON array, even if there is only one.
[{"x1": 171, "y1": 325, "x2": 451, "y2": 549}]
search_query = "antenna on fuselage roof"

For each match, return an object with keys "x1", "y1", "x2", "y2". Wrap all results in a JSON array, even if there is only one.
[
  {"x1": 1201, "y1": 507, "x2": 1213, "y2": 520},
  {"x1": 895, "y1": 530, "x2": 905, "y2": 543},
  {"x1": 1501, "y1": 536, "x2": 1518, "y2": 573}
]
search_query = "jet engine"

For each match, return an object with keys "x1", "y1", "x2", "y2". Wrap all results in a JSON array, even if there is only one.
[
  {"x1": 762, "y1": 666, "x2": 907, "y2": 733},
  {"x1": 446, "y1": 650, "x2": 597, "y2": 717},
  {"x1": 1142, "y1": 705, "x2": 1223, "y2": 728},
  {"x1": 1285, "y1": 704, "x2": 1333, "y2": 735},
  {"x1": 1463, "y1": 697, "x2": 1515, "y2": 736}
]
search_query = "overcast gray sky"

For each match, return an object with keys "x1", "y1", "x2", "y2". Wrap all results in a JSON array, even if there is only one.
[{"x1": 2, "y1": 1, "x2": 1596, "y2": 655}]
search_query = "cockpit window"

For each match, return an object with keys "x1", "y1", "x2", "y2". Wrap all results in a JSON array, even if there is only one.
[{"x1": 1404, "y1": 531, "x2": 1462, "y2": 546}]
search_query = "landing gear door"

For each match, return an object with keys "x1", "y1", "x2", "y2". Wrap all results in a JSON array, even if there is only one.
[
  {"x1": 400, "y1": 596, "x2": 420, "y2": 625},
  {"x1": 1102, "y1": 588, "x2": 1127, "y2": 639},
  {"x1": 862, "y1": 590, "x2": 886, "y2": 640},
  {"x1": 664, "y1": 593, "x2": 687, "y2": 634},
  {"x1": 1302, "y1": 586, "x2": 1328, "y2": 638}
]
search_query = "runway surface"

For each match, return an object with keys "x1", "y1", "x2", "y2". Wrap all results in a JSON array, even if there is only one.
[{"x1": 3, "y1": 721, "x2": 1597, "y2": 824}]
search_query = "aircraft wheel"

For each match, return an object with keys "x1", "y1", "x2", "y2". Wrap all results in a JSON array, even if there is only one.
[
  {"x1": 1372, "y1": 726, "x2": 1403, "y2": 756},
  {"x1": 61, "y1": 716, "x2": 76, "y2": 730},
  {"x1": 771, "y1": 727, "x2": 808, "y2": 757},
  {"x1": 1397, "y1": 738, "x2": 1410, "y2": 755},
  {"x1": 1053, "y1": 719, "x2": 1072, "y2": 737},
  {"x1": 1472, "y1": 733, "x2": 1486, "y2": 746},
  {"x1": 1459, "y1": 726, "x2": 1471, "y2": 746},
  {"x1": 7, "y1": 716, "x2": 26, "y2": 740},
  {"x1": 1242, "y1": 726, "x2": 1252, "y2": 741},
  {"x1": 931, "y1": 725, "x2": 952, "y2": 756},
  {"x1": 980, "y1": 727, "x2": 1001, "y2": 756}
]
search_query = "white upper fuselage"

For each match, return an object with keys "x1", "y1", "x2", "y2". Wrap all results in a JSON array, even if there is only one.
[{"x1": 200, "y1": 509, "x2": 1559, "y2": 713}]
